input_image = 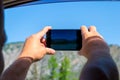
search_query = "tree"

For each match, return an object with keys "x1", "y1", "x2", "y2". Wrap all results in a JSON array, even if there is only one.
[
  {"x1": 48, "y1": 56, "x2": 58, "y2": 80},
  {"x1": 59, "y1": 56, "x2": 71, "y2": 80}
]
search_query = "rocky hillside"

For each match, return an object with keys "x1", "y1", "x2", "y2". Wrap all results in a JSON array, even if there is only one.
[{"x1": 2, "y1": 42, "x2": 120, "y2": 80}]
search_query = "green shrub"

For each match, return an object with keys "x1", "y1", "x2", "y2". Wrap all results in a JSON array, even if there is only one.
[
  {"x1": 59, "y1": 56, "x2": 71, "y2": 80},
  {"x1": 48, "y1": 56, "x2": 58, "y2": 80}
]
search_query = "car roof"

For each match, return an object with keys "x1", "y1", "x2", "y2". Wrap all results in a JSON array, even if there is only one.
[{"x1": 3, "y1": 0, "x2": 118, "y2": 9}]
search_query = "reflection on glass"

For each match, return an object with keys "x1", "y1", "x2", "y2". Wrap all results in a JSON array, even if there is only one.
[{"x1": 49, "y1": 30, "x2": 82, "y2": 50}]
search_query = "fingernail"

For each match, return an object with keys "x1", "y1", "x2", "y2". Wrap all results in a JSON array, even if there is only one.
[
  {"x1": 45, "y1": 26, "x2": 52, "y2": 29},
  {"x1": 81, "y1": 25, "x2": 86, "y2": 27}
]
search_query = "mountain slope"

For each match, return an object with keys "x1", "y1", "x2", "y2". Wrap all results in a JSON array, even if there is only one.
[{"x1": 2, "y1": 42, "x2": 120, "y2": 80}]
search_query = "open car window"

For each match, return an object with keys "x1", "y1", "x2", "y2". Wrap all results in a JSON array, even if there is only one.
[
  {"x1": 5, "y1": 2, "x2": 120, "y2": 44},
  {"x1": 4, "y1": 2, "x2": 120, "y2": 80}
]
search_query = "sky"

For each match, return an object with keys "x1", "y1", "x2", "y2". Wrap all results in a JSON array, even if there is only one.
[{"x1": 4, "y1": 1, "x2": 120, "y2": 45}]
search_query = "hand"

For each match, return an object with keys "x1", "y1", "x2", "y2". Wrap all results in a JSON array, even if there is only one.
[
  {"x1": 80, "y1": 25, "x2": 109, "y2": 58},
  {"x1": 18, "y1": 26, "x2": 55, "y2": 62}
]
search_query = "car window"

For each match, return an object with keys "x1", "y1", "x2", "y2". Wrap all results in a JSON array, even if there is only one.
[
  {"x1": 4, "y1": 2, "x2": 120, "y2": 80},
  {"x1": 5, "y1": 2, "x2": 120, "y2": 44}
]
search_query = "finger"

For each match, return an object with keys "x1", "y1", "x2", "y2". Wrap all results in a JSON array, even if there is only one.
[
  {"x1": 36, "y1": 26, "x2": 52, "y2": 38},
  {"x1": 89, "y1": 26, "x2": 96, "y2": 32},
  {"x1": 77, "y1": 51, "x2": 81, "y2": 56},
  {"x1": 78, "y1": 49, "x2": 83, "y2": 55},
  {"x1": 80, "y1": 25, "x2": 88, "y2": 35},
  {"x1": 41, "y1": 37, "x2": 45, "y2": 42},
  {"x1": 46, "y1": 48, "x2": 56, "y2": 55},
  {"x1": 100, "y1": 35, "x2": 104, "y2": 39},
  {"x1": 41, "y1": 38, "x2": 46, "y2": 46}
]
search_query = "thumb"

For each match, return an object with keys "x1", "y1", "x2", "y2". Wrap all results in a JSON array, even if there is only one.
[{"x1": 78, "y1": 49, "x2": 83, "y2": 56}]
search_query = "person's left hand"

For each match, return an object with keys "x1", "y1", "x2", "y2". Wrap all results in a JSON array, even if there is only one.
[{"x1": 18, "y1": 26, "x2": 55, "y2": 62}]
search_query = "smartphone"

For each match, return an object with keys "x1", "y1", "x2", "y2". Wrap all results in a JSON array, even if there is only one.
[{"x1": 46, "y1": 29, "x2": 82, "y2": 51}]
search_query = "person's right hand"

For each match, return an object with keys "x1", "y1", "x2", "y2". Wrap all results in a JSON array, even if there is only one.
[
  {"x1": 18, "y1": 26, "x2": 55, "y2": 62},
  {"x1": 79, "y1": 25, "x2": 110, "y2": 58}
]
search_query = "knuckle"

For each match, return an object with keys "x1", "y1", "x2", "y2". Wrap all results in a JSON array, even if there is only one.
[
  {"x1": 26, "y1": 34, "x2": 36, "y2": 40},
  {"x1": 30, "y1": 34, "x2": 36, "y2": 38}
]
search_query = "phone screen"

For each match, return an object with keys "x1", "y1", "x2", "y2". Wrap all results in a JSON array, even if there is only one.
[{"x1": 46, "y1": 29, "x2": 82, "y2": 50}]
